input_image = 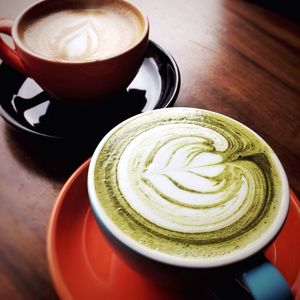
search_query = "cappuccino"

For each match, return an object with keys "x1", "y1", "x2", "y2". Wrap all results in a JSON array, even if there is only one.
[
  {"x1": 92, "y1": 108, "x2": 286, "y2": 262},
  {"x1": 19, "y1": 1, "x2": 144, "y2": 62}
]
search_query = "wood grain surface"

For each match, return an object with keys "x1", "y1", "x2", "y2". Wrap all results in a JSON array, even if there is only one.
[{"x1": 0, "y1": 0, "x2": 299, "y2": 299}]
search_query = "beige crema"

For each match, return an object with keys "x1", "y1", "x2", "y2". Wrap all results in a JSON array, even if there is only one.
[{"x1": 21, "y1": 3, "x2": 143, "y2": 62}]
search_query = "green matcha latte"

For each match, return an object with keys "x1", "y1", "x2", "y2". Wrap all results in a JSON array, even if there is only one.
[{"x1": 90, "y1": 108, "x2": 288, "y2": 265}]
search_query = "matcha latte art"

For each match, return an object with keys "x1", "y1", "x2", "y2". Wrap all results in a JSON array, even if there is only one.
[{"x1": 91, "y1": 108, "x2": 287, "y2": 263}]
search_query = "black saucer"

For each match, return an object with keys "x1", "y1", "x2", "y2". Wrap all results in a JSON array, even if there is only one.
[{"x1": 0, "y1": 40, "x2": 180, "y2": 142}]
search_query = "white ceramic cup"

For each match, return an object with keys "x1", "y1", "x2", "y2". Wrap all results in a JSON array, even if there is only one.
[{"x1": 88, "y1": 107, "x2": 291, "y2": 299}]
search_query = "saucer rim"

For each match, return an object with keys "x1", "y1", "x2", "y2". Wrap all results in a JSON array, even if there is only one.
[{"x1": 47, "y1": 158, "x2": 90, "y2": 300}]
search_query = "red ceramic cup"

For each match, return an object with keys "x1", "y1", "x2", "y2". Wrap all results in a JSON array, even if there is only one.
[{"x1": 0, "y1": 0, "x2": 149, "y2": 104}]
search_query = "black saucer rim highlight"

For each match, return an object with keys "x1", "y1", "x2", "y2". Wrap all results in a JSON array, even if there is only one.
[{"x1": 0, "y1": 40, "x2": 181, "y2": 141}]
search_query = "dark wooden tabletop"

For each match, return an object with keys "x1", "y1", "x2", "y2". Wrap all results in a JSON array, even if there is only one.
[{"x1": 0, "y1": 0, "x2": 299, "y2": 299}]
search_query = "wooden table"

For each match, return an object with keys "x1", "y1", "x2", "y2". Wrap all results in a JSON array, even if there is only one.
[{"x1": 0, "y1": 1, "x2": 299, "y2": 299}]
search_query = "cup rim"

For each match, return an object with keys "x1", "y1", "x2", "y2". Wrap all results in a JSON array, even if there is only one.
[
  {"x1": 87, "y1": 107, "x2": 290, "y2": 269},
  {"x1": 12, "y1": 0, "x2": 149, "y2": 64}
]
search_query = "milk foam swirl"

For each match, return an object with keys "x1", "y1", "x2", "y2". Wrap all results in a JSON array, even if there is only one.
[
  {"x1": 23, "y1": 5, "x2": 142, "y2": 61},
  {"x1": 94, "y1": 109, "x2": 282, "y2": 259},
  {"x1": 118, "y1": 123, "x2": 267, "y2": 236}
]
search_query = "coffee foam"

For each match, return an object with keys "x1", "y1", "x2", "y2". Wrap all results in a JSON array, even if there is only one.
[
  {"x1": 94, "y1": 108, "x2": 283, "y2": 260},
  {"x1": 21, "y1": 3, "x2": 143, "y2": 62},
  {"x1": 118, "y1": 123, "x2": 263, "y2": 233}
]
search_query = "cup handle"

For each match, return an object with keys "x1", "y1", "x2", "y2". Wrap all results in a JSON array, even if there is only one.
[
  {"x1": 212, "y1": 255, "x2": 293, "y2": 300},
  {"x1": 0, "y1": 18, "x2": 28, "y2": 75},
  {"x1": 239, "y1": 257, "x2": 293, "y2": 300}
]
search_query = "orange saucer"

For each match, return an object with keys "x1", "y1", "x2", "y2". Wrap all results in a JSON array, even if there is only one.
[{"x1": 47, "y1": 159, "x2": 300, "y2": 300}]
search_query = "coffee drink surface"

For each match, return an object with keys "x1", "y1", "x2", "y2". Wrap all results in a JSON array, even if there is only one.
[
  {"x1": 19, "y1": 1, "x2": 144, "y2": 62},
  {"x1": 93, "y1": 108, "x2": 283, "y2": 261}
]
